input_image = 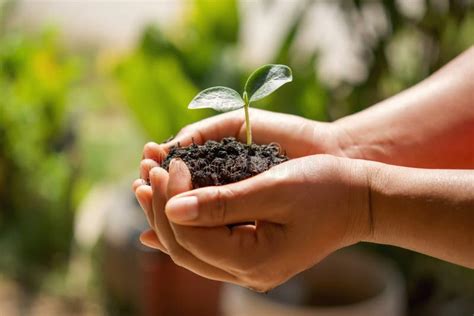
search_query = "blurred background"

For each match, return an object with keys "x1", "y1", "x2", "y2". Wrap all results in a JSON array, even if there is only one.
[{"x1": 0, "y1": 0, "x2": 473, "y2": 315}]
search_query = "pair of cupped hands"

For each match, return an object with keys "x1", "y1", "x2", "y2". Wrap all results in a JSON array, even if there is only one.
[{"x1": 133, "y1": 109, "x2": 371, "y2": 292}]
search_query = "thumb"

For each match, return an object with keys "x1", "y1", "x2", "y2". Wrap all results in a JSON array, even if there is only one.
[{"x1": 165, "y1": 172, "x2": 283, "y2": 226}]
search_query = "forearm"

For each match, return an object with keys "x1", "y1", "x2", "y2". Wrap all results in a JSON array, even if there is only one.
[
  {"x1": 333, "y1": 47, "x2": 474, "y2": 169},
  {"x1": 365, "y1": 162, "x2": 474, "y2": 268}
]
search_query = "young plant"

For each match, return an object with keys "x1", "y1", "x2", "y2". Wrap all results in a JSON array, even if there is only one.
[{"x1": 188, "y1": 64, "x2": 293, "y2": 145}]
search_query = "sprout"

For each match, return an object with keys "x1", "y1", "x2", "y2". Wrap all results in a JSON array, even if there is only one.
[{"x1": 188, "y1": 64, "x2": 293, "y2": 145}]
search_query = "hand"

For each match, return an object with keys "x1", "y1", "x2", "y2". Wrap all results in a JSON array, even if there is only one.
[
  {"x1": 137, "y1": 155, "x2": 372, "y2": 292},
  {"x1": 133, "y1": 108, "x2": 346, "y2": 223},
  {"x1": 133, "y1": 108, "x2": 345, "y2": 227},
  {"x1": 134, "y1": 159, "x2": 238, "y2": 284},
  {"x1": 155, "y1": 108, "x2": 344, "y2": 159}
]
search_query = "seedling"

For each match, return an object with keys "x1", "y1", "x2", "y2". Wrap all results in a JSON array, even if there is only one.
[{"x1": 188, "y1": 64, "x2": 293, "y2": 145}]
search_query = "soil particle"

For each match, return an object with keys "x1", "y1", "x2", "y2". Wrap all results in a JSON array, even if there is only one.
[{"x1": 161, "y1": 137, "x2": 289, "y2": 188}]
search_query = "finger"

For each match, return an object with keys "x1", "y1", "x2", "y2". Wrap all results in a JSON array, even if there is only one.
[
  {"x1": 143, "y1": 142, "x2": 167, "y2": 163},
  {"x1": 167, "y1": 159, "x2": 193, "y2": 198},
  {"x1": 132, "y1": 178, "x2": 146, "y2": 192},
  {"x1": 140, "y1": 229, "x2": 168, "y2": 254},
  {"x1": 164, "y1": 109, "x2": 314, "y2": 158},
  {"x1": 135, "y1": 185, "x2": 155, "y2": 229},
  {"x1": 149, "y1": 167, "x2": 238, "y2": 283},
  {"x1": 140, "y1": 159, "x2": 159, "y2": 182},
  {"x1": 173, "y1": 221, "x2": 285, "y2": 275},
  {"x1": 165, "y1": 172, "x2": 284, "y2": 226},
  {"x1": 149, "y1": 167, "x2": 170, "y2": 247},
  {"x1": 162, "y1": 111, "x2": 244, "y2": 150},
  {"x1": 166, "y1": 159, "x2": 258, "y2": 276}
]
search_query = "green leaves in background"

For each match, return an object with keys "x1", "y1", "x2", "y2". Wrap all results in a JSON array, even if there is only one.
[
  {"x1": 114, "y1": 52, "x2": 208, "y2": 142},
  {"x1": 113, "y1": 0, "x2": 241, "y2": 142},
  {"x1": 0, "y1": 29, "x2": 80, "y2": 285},
  {"x1": 188, "y1": 86, "x2": 244, "y2": 112},
  {"x1": 244, "y1": 64, "x2": 293, "y2": 103}
]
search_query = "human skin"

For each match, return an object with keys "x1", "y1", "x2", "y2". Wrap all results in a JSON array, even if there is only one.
[
  {"x1": 334, "y1": 46, "x2": 474, "y2": 169},
  {"x1": 133, "y1": 47, "x2": 474, "y2": 291}
]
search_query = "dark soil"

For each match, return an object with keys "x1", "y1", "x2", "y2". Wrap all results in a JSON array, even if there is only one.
[{"x1": 161, "y1": 137, "x2": 289, "y2": 188}]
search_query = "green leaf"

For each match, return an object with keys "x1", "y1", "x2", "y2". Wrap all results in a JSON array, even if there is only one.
[
  {"x1": 188, "y1": 86, "x2": 245, "y2": 112},
  {"x1": 244, "y1": 64, "x2": 293, "y2": 103}
]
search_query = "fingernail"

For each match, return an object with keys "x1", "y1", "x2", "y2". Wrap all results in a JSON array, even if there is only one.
[
  {"x1": 140, "y1": 236, "x2": 158, "y2": 249},
  {"x1": 166, "y1": 196, "x2": 198, "y2": 222}
]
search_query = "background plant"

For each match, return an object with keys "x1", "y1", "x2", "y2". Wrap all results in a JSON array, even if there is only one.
[{"x1": 0, "y1": 29, "x2": 81, "y2": 288}]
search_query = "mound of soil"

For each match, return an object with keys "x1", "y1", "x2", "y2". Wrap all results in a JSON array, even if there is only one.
[{"x1": 161, "y1": 137, "x2": 288, "y2": 188}]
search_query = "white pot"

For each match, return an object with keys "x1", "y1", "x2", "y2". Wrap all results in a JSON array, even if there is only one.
[{"x1": 221, "y1": 249, "x2": 405, "y2": 316}]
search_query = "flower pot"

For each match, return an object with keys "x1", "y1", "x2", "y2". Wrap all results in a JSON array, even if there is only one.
[{"x1": 221, "y1": 249, "x2": 406, "y2": 316}]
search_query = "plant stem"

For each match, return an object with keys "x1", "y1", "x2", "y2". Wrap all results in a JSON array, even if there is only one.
[{"x1": 244, "y1": 103, "x2": 252, "y2": 145}]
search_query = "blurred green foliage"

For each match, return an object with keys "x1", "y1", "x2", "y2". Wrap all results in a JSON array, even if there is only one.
[
  {"x1": 114, "y1": 0, "x2": 330, "y2": 143},
  {"x1": 113, "y1": 0, "x2": 243, "y2": 142},
  {"x1": 344, "y1": 0, "x2": 474, "y2": 115},
  {"x1": 0, "y1": 29, "x2": 81, "y2": 287}
]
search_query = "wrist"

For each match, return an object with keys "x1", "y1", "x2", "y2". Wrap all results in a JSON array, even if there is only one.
[
  {"x1": 310, "y1": 121, "x2": 358, "y2": 157},
  {"x1": 335, "y1": 158, "x2": 375, "y2": 247},
  {"x1": 360, "y1": 161, "x2": 392, "y2": 245},
  {"x1": 328, "y1": 120, "x2": 368, "y2": 160}
]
